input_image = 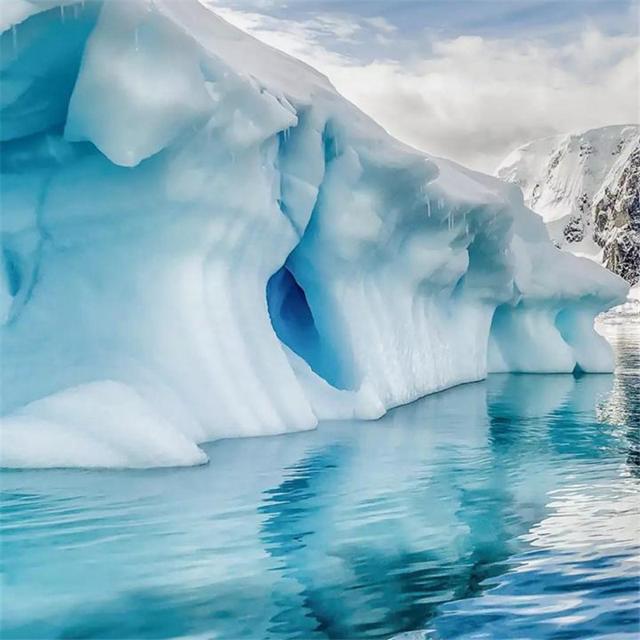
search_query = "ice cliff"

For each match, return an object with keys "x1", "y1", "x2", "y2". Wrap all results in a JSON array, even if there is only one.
[{"x1": 0, "y1": 0, "x2": 628, "y2": 468}]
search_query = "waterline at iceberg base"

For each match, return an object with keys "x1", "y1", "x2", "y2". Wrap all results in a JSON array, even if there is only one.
[{"x1": 0, "y1": 0, "x2": 628, "y2": 468}]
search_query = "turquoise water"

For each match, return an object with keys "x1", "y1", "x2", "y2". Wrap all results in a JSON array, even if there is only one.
[{"x1": 1, "y1": 323, "x2": 639, "y2": 639}]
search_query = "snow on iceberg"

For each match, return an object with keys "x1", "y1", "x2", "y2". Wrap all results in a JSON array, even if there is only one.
[{"x1": 0, "y1": 0, "x2": 628, "y2": 468}]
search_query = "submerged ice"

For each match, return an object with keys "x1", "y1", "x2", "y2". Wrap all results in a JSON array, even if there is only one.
[{"x1": 0, "y1": 0, "x2": 628, "y2": 468}]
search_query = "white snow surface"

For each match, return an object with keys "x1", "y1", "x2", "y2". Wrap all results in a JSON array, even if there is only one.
[{"x1": 0, "y1": 0, "x2": 629, "y2": 468}]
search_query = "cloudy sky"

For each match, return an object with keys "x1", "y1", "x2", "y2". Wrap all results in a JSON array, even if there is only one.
[{"x1": 209, "y1": 0, "x2": 639, "y2": 172}]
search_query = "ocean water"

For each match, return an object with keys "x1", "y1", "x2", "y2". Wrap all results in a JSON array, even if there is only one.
[{"x1": 1, "y1": 322, "x2": 638, "y2": 639}]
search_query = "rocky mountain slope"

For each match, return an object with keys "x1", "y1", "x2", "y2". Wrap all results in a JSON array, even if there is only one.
[{"x1": 496, "y1": 124, "x2": 640, "y2": 286}]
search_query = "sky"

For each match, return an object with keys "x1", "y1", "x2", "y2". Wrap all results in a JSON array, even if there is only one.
[{"x1": 209, "y1": 0, "x2": 640, "y2": 172}]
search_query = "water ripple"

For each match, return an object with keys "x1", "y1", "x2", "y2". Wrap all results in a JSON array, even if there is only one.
[{"x1": 1, "y1": 323, "x2": 639, "y2": 639}]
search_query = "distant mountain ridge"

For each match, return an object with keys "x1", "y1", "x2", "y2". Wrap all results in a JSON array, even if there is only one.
[{"x1": 496, "y1": 124, "x2": 640, "y2": 286}]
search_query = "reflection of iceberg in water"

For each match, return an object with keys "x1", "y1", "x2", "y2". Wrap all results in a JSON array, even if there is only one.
[
  {"x1": 2, "y1": 368, "x2": 636, "y2": 640},
  {"x1": 487, "y1": 373, "x2": 576, "y2": 418},
  {"x1": 256, "y1": 373, "x2": 629, "y2": 638},
  {"x1": 392, "y1": 370, "x2": 640, "y2": 640}
]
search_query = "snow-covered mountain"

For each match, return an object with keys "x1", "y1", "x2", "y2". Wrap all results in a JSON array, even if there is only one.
[
  {"x1": 0, "y1": 1, "x2": 627, "y2": 468},
  {"x1": 496, "y1": 125, "x2": 640, "y2": 286}
]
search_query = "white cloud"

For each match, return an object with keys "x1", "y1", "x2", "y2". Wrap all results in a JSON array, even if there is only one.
[
  {"x1": 212, "y1": 6, "x2": 358, "y2": 66},
  {"x1": 212, "y1": 5, "x2": 640, "y2": 172},
  {"x1": 363, "y1": 16, "x2": 397, "y2": 34}
]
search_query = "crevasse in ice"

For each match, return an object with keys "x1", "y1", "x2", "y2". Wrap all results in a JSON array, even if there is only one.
[{"x1": 0, "y1": 0, "x2": 628, "y2": 468}]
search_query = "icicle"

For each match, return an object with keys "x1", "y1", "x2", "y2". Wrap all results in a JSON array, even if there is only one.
[
  {"x1": 11, "y1": 25, "x2": 17, "y2": 55},
  {"x1": 60, "y1": 5, "x2": 65, "y2": 22},
  {"x1": 425, "y1": 194, "x2": 431, "y2": 218},
  {"x1": 134, "y1": 27, "x2": 140, "y2": 51}
]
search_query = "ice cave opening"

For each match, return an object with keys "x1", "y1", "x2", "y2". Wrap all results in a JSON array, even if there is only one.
[{"x1": 267, "y1": 263, "x2": 350, "y2": 390}]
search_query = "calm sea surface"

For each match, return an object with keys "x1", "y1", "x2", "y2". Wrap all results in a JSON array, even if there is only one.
[{"x1": 1, "y1": 322, "x2": 639, "y2": 639}]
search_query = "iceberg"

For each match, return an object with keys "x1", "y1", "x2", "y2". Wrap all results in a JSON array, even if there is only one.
[{"x1": 0, "y1": 0, "x2": 628, "y2": 468}]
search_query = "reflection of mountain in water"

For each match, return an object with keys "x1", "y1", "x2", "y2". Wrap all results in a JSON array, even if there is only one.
[{"x1": 597, "y1": 323, "x2": 640, "y2": 477}]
